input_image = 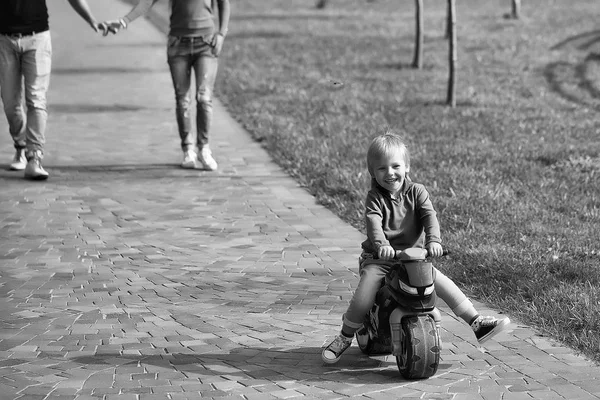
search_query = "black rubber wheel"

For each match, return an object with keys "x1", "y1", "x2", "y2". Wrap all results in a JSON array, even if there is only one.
[
  {"x1": 355, "y1": 326, "x2": 374, "y2": 354},
  {"x1": 396, "y1": 315, "x2": 440, "y2": 379}
]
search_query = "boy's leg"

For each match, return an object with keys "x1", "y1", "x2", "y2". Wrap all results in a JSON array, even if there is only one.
[
  {"x1": 0, "y1": 35, "x2": 27, "y2": 157},
  {"x1": 322, "y1": 263, "x2": 387, "y2": 364},
  {"x1": 192, "y1": 36, "x2": 218, "y2": 170},
  {"x1": 167, "y1": 37, "x2": 196, "y2": 168},
  {"x1": 435, "y1": 268, "x2": 510, "y2": 344},
  {"x1": 21, "y1": 32, "x2": 51, "y2": 180}
]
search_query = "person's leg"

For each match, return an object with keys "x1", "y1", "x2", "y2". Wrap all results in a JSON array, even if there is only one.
[
  {"x1": 192, "y1": 41, "x2": 218, "y2": 170},
  {"x1": 21, "y1": 31, "x2": 52, "y2": 180},
  {"x1": 435, "y1": 268, "x2": 477, "y2": 323},
  {"x1": 0, "y1": 35, "x2": 27, "y2": 170},
  {"x1": 167, "y1": 37, "x2": 196, "y2": 168},
  {"x1": 322, "y1": 263, "x2": 388, "y2": 364},
  {"x1": 435, "y1": 267, "x2": 510, "y2": 344}
]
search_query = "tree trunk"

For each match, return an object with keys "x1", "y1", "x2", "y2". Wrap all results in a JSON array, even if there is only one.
[
  {"x1": 511, "y1": 0, "x2": 521, "y2": 19},
  {"x1": 444, "y1": 1, "x2": 450, "y2": 39},
  {"x1": 412, "y1": 0, "x2": 423, "y2": 69},
  {"x1": 446, "y1": 0, "x2": 456, "y2": 107}
]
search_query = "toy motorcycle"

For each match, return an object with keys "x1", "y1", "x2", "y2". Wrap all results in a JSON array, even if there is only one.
[{"x1": 355, "y1": 247, "x2": 445, "y2": 379}]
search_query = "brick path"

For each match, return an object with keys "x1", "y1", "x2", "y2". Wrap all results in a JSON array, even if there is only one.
[{"x1": 1, "y1": 1, "x2": 600, "y2": 399}]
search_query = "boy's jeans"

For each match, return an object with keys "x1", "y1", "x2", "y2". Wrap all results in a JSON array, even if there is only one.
[
  {"x1": 343, "y1": 261, "x2": 470, "y2": 331},
  {"x1": 0, "y1": 31, "x2": 52, "y2": 156},
  {"x1": 167, "y1": 35, "x2": 218, "y2": 152}
]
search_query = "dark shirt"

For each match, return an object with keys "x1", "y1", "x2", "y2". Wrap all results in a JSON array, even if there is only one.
[
  {"x1": 0, "y1": 0, "x2": 49, "y2": 35},
  {"x1": 361, "y1": 180, "x2": 442, "y2": 254}
]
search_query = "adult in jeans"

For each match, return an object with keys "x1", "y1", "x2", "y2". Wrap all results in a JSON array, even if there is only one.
[
  {"x1": 104, "y1": 0, "x2": 231, "y2": 171},
  {"x1": 0, "y1": 0, "x2": 105, "y2": 180}
]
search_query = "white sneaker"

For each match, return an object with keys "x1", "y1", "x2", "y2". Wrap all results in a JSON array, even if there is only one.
[
  {"x1": 198, "y1": 146, "x2": 218, "y2": 171},
  {"x1": 181, "y1": 149, "x2": 197, "y2": 169},
  {"x1": 9, "y1": 148, "x2": 27, "y2": 171},
  {"x1": 24, "y1": 151, "x2": 49, "y2": 180}
]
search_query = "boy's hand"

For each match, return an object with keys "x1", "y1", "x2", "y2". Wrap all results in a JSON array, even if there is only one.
[
  {"x1": 378, "y1": 245, "x2": 395, "y2": 260},
  {"x1": 426, "y1": 242, "x2": 443, "y2": 257},
  {"x1": 211, "y1": 33, "x2": 225, "y2": 56}
]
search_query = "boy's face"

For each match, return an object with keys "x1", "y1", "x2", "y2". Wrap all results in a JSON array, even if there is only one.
[{"x1": 372, "y1": 149, "x2": 409, "y2": 193}]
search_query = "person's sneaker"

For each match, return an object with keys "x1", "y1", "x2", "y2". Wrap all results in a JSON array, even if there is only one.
[
  {"x1": 24, "y1": 151, "x2": 49, "y2": 180},
  {"x1": 471, "y1": 315, "x2": 510, "y2": 344},
  {"x1": 181, "y1": 149, "x2": 198, "y2": 169},
  {"x1": 198, "y1": 146, "x2": 218, "y2": 171},
  {"x1": 9, "y1": 148, "x2": 27, "y2": 171},
  {"x1": 321, "y1": 334, "x2": 353, "y2": 364}
]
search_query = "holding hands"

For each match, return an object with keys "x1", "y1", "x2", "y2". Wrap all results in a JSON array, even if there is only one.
[{"x1": 95, "y1": 19, "x2": 128, "y2": 36}]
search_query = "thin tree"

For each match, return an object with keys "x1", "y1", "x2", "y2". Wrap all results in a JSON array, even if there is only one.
[
  {"x1": 446, "y1": 0, "x2": 456, "y2": 107},
  {"x1": 412, "y1": 0, "x2": 424, "y2": 68},
  {"x1": 510, "y1": 0, "x2": 521, "y2": 19}
]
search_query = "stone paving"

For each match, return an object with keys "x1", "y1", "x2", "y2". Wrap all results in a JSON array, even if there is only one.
[{"x1": 1, "y1": 1, "x2": 600, "y2": 399}]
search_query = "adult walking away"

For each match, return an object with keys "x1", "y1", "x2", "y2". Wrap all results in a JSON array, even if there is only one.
[
  {"x1": 104, "y1": 0, "x2": 231, "y2": 171},
  {"x1": 0, "y1": 0, "x2": 106, "y2": 180}
]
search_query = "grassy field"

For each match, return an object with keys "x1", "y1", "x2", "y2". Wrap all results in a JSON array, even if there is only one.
[{"x1": 214, "y1": 0, "x2": 600, "y2": 361}]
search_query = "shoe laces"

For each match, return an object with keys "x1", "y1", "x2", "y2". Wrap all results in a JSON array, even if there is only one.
[
  {"x1": 330, "y1": 334, "x2": 352, "y2": 350},
  {"x1": 473, "y1": 316, "x2": 497, "y2": 330}
]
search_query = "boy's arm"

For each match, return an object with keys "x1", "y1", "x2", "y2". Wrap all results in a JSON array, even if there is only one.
[
  {"x1": 122, "y1": 0, "x2": 159, "y2": 26},
  {"x1": 103, "y1": 0, "x2": 158, "y2": 34},
  {"x1": 365, "y1": 191, "x2": 390, "y2": 251},
  {"x1": 66, "y1": 0, "x2": 102, "y2": 32},
  {"x1": 216, "y1": 0, "x2": 231, "y2": 37},
  {"x1": 415, "y1": 185, "x2": 442, "y2": 246},
  {"x1": 211, "y1": 0, "x2": 231, "y2": 56}
]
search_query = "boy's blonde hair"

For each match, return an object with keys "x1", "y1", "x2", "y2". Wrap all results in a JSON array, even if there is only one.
[{"x1": 366, "y1": 131, "x2": 410, "y2": 178}]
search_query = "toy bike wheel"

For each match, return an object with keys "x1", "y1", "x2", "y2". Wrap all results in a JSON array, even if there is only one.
[
  {"x1": 396, "y1": 315, "x2": 440, "y2": 379},
  {"x1": 355, "y1": 326, "x2": 374, "y2": 354}
]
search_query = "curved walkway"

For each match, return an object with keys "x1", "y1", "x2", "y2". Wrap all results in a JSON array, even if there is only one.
[{"x1": 1, "y1": 1, "x2": 600, "y2": 399}]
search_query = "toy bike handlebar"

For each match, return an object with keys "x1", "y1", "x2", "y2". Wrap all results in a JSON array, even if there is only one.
[{"x1": 393, "y1": 249, "x2": 451, "y2": 260}]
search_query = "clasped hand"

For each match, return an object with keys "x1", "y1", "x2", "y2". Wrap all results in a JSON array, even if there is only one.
[{"x1": 100, "y1": 20, "x2": 126, "y2": 36}]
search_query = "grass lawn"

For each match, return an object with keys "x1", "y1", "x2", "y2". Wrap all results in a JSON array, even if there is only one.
[{"x1": 215, "y1": 0, "x2": 600, "y2": 361}]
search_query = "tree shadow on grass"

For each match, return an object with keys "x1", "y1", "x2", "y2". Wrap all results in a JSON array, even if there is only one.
[
  {"x1": 544, "y1": 56, "x2": 600, "y2": 111},
  {"x1": 544, "y1": 30, "x2": 600, "y2": 110},
  {"x1": 232, "y1": 13, "x2": 354, "y2": 22},
  {"x1": 70, "y1": 347, "x2": 455, "y2": 383},
  {"x1": 550, "y1": 29, "x2": 600, "y2": 52}
]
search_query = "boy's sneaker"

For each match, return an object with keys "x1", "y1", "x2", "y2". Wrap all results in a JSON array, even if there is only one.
[
  {"x1": 9, "y1": 148, "x2": 27, "y2": 170},
  {"x1": 181, "y1": 149, "x2": 197, "y2": 169},
  {"x1": 471, "y1": 315, "x2": 510, "y2": 344},
  {"x1": 322, "y1": 334, "x2": 353, "y2": 364},
  {"x1": 198, "y1": 146, "x2": 218, "y2": 171},
  {"x1": 24, "y1": 151, "x2": 49, "y2": 180}
]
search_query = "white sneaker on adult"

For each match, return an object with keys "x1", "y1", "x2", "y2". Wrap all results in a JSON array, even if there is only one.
[
  {"x1": 9, "y1": 148, "x2": 27, "y2": 171},
  {"x1": 24, "y1": 151, "x2": 49, "y2": 180},
  {"x1": 181, "y1": 149, "x2": 198, "y2": 169},
  {"x1": 198, "y1": 146, "x2": 218, "y2": 171}
]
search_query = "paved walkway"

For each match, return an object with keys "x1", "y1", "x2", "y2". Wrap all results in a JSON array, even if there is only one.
[{"x1": 1, "y1": 1, "x2": 600, "y2": 399}]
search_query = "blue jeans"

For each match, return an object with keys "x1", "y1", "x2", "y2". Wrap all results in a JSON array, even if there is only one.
[
  {"x1": 167, "y1": 35, "x2": 219, "y2": 152},
  {"x1": 0, "y1": 31, "x2": 52, "y2": 156}
]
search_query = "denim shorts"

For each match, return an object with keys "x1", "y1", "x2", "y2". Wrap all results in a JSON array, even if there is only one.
[{"x1": 167, "y1": 34, "x2": 216, "y2": 60}]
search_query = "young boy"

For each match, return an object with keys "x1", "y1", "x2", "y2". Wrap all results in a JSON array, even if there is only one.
[{"x1": 322, "y1": 131, "x2": 510, "y2": 364}]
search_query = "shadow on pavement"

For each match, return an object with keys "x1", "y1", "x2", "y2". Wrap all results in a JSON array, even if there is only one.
[
  {"x1": 48, "y1": 103, "x2": 147, "y2": 113},
  {"x1": 68, "y1": 347, "x2": 458, "y2": 383},
  {"x1": 52, "y1": 67, "x2": 163, "y2": 75}
]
